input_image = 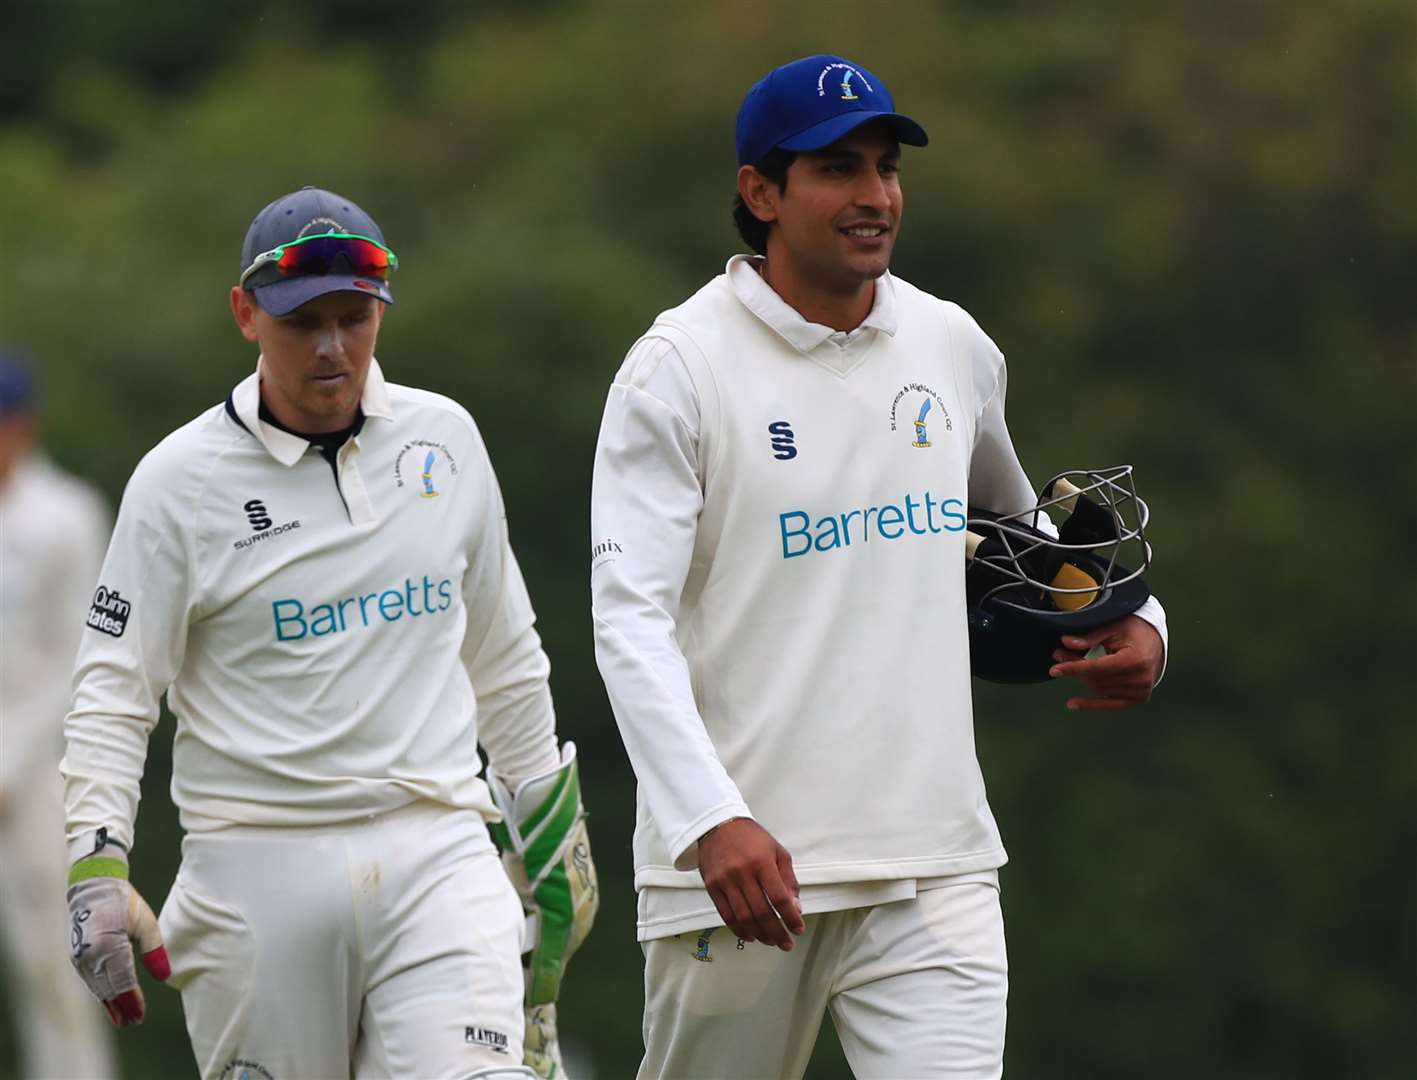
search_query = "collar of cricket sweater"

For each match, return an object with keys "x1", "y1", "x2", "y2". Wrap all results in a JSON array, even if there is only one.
[
  {"x1": 726, "y1": 253, "x2": 899, "y2": 355},
  {"x1": 228, "y1": 357, "x2": 394, "y2": 466}
]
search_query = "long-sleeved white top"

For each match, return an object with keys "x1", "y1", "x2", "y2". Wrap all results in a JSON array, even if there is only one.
[
  {"x1": 1, "y1": 454, "x2": 110, "y2": 799},
  {"x1": 61, "y1": 359, "x2": 560, "y2": 863},
  {"x1": 592, "y1": 256, "x2": 1167, "y2": 939}
]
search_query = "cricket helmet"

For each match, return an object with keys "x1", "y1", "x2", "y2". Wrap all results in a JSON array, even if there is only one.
[{"x1": 966, "y1": 465, "x2": 1152, "y2": 683}]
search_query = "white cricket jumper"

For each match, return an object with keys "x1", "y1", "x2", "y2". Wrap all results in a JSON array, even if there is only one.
[
  {"x1": 592, "y1": 256, "x2": 1167, "y2": 939},
  {"x1": 61, "y1": 359, "x2": 560, "y2": 862},
  {"x1": 1, "y1": 453, "x2": 117, "y2": 1079}
]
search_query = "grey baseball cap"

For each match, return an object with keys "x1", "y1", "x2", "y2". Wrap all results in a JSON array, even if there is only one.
[{"x1": 239, "y1": 187, "x2": 396, "y2": 316}]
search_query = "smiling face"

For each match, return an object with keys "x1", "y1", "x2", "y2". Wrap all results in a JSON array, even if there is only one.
[
  {"x1": 230, "y1": 287, "x2": 385, "y2": 434},
  {"x1": 738, "y1": 120, "x2": 904, "y2": 322}
]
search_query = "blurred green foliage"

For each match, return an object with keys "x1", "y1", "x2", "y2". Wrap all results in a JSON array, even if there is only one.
[{"x1": 1, "y1": 1, "x2": 1413, "y2": 1077}]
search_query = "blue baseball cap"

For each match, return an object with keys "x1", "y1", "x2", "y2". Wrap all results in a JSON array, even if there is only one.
[
  {"x1": 736, "y1": 54, "x2": 928, "y2": 166},
  {"x1": 239, "y1": 187, "x2": 395, "y2": 316},
  {"x1": 0, "y1": 352, "x2": 36, "y2": 417}
]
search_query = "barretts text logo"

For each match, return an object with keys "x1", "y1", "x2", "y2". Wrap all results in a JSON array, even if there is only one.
[
  {"x1": 271, "y1": 574, "x2": 454, "y2": 641},
  {"x1": 778, "y1": 489, "x2": 966, "y2": 560}
]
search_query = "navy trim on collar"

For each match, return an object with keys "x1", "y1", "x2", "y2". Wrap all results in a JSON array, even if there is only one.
[{"x1": 225, "y1": 393, "x2": 251, "y2": 434}]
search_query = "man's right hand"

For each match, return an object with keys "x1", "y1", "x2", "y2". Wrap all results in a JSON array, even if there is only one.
[
  {"x1": 696, "y1": 818, "x2": 805, "y2": 950},
  {"x1": 67, "y1": 848, "x2": 171, "y2": 1026}
]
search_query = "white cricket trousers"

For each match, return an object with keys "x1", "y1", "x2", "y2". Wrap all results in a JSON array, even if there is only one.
[
  {"x1": 158, "y1": 800, "x2": 528, "y2": 1080},
  {"x1": 639, "y1": 877, "x2": 1007, "y2": 1079},
  {"x1": 0, "y1": 777, "x2": 116, "y2": 1079}
]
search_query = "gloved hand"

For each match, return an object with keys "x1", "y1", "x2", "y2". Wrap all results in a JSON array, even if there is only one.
[
  {"x1": 67, "y1": 836, "x2": 170, "y2": 1026},
  {"x1": 489, "y1": 742, "x2": 599, "y2": 1079},
  {"x1": 523, "y1": 1001, "x2": 570, "y2": 1078}
]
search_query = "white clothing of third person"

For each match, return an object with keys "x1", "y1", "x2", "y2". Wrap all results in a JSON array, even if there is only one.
[{"x1": 0, "y1": 453, "x2": 116, "y2": 1079}]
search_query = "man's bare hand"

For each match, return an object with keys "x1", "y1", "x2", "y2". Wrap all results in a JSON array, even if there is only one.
[
  {"x1": 697, "y1": 818, "x2": 805, "y2": 950},
  {"x1": 1048, "y1": 613, "x2": 1164, "y2": 711}
]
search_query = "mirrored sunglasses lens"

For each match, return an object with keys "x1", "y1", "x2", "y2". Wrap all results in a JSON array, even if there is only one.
[{"x1": 275, "y1": 237, "x2": 391, "y2": 278}]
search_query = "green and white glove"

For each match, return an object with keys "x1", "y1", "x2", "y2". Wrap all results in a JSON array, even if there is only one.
[
  {"x1": 67, "y1": 831, "x2": 170, "y2": 1027},
  {"x1": 489, "y1": 742, "x2": 599, "y2": 1079}
]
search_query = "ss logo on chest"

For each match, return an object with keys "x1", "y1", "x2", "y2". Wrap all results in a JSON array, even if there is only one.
[{"x1": 768, "y1": 421, "x2": 797, "y2": 460}]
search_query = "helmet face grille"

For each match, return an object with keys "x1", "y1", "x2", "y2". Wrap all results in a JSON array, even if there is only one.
[{"x1": 965, "y1": 465, "x2": 1153, "y2": 682}]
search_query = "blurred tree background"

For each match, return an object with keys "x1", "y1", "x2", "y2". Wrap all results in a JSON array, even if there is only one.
[{"x1": 1, "y1": 0, "x2": 1413, "y2": 1076}]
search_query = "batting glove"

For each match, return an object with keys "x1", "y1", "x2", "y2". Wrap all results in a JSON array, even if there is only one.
[
  {"x1": 67, "y1": 834, "x2": 170, "y2": 1026},
  {"x1": 489, "y1": 742, "x2": 599, "y2": 1079}
]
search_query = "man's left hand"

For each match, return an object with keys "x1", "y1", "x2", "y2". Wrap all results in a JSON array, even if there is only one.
[
  {"x1": 1048, "y1": 614, "x2": 1164, "y2": 711},
  {"x1": 488, "y1": 742, "x2": 599, "y2": 1078}
]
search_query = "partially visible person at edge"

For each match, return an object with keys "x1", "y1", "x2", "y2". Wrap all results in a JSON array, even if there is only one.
[
  {"x1": 590, "y1": 55, "x2": 1168, "y2": 1078},
  {"x1": 0, "y1": 352, "x2": 117, "y2": 1078},
  {"x1": 60, "y1": 187, "x2": 597, "y2": 1080}
]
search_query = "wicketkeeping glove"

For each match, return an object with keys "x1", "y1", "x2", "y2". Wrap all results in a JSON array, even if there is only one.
[
  {"x1": 67, "y1": 834, "x2": 170, "y2": 1026},
  {"x1": 489, "y1": 742, "x2": 599, "y2": 1079}
]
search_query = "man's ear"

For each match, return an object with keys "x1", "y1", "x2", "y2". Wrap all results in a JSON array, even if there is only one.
[
  {"x1": 737, "y1": 164, "x2": 781, "y2": 224},
  {"x1": 230, "y1": 286, "x2": 260, "y2": 343}
]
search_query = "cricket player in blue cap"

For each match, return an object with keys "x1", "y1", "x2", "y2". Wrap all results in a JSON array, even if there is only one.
[{"x1": 592, "y1": 55, "x2": 1167, "y2": 1077}]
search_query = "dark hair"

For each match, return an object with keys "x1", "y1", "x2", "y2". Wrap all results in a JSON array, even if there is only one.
[{"x1": 732, "y1": 148, "x2": 797, "y2": 255}]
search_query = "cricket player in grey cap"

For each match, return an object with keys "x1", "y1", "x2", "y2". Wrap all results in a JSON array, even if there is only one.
[
  {"x1": 591, "y1": 55, "x2": 1167, "y2": 1077},
  {"x1": 61, "y1": 187, "x2": 597, "y2": 1079}
]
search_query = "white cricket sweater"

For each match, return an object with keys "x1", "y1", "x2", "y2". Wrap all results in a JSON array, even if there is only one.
[
  {"x1": 1, "y1": 454, "x2": 110, "y2": 798},
  {"x1": 61, "y1": 359, "x2": 559, "y2": 862},
  {"x1": 592, "y1": 256, "x2": 1167, "y2": 938}
]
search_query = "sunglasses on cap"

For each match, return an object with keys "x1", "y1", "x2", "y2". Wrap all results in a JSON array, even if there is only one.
[{"x1": 239, "y1": 231, "x2": 398, "y2": 289}]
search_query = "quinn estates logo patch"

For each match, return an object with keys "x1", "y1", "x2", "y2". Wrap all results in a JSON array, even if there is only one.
[{"x1": 87, "y1": 586, "x2": 130, "y2": 637}]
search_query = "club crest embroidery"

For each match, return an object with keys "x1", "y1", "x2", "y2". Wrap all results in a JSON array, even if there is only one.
[
  {"x1": 419, "y1": 450, "x2": 439, "y2": 498},
  {"x1": 393, "y1": 440, "x2": 458, "y2": 497},
  {"x1": 912, "y1": 399, "x2": 933, "y2": 447},
  {"x1": 692, "y1": 927, "x2": 717, "y2": 962},
  {"x1": 888, "y1": 382, "x2": 952, "y2": 448},
  {"x1": 815, "y1": 61, "x2": 874, "y2": 102}
]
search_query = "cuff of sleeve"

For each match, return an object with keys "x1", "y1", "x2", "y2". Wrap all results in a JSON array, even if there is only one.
[
  {"x1": 488, "y1": 735, "x2": 565, "y2": 793},
  {"x1": 66, "y1": 828, "x2": 132, "y2": 867},
  {"x1": 1132, "y1": 595, "x2": 1169, "y2": 686},
  {"x1": 669, "y1": 801, "x2": 754, "y2": 872}
]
